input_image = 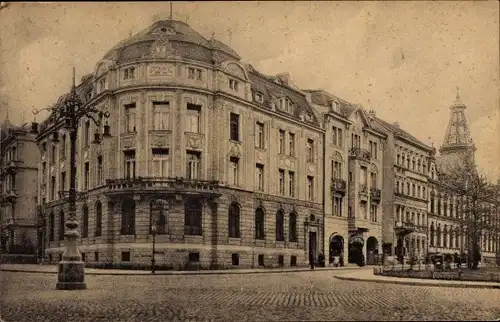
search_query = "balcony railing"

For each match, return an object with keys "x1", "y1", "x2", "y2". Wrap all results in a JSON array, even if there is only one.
[
  {"x1": 349, "y1": 148, "x2": 371, "y2": 160},
  {"x1": 370, "y1": 188, "x2": 381, "y2": 202},
  {"x1": 105, "y1": 177, "x2": 221, "y2": 197},
  {"x1": 394, "y1": 220, "x2": 416, "y2": 235},
  {"x1": 331, "y1": 178, "x2": 347, "y2": 196}
]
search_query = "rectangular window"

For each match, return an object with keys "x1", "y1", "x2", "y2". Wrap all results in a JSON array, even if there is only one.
[
  {"x1": 125, "y1": 103, "x2": 136, "y2": 133},
  {"x1": 84, "y1": 162, "x2": 90, "y2": 190},
  {"x1": 60, "y1": 134, "x2": 66, "y2": 159},
  {"x1": 279, "y1": 169, "x2": 285, "y2": 195},
  {"x1": 60, "y1": 171, "x2": 66, "y2": 194},
  {"x1": 229, "y1": 78, "x2": 239, "y2": 91},
  {"x1": 152, "y1": 148, "x2": 170, "y2": 177},
  {"x1": 188, "y1": 67, "x2": 195, "y2": 79},
  {"x1": 186, "y1": 103, "x2": 201, "y2": 133},
  {"x1": 256, "y1": 122, "x2": 265, "y2": 149},
  {"x1": 256, "y1": 164, "x2": 264, "y2": 191},
  {"x1": 332, "y1": 126, "x2": 338, "y2": 145},
  {"x1": 279, "y1": 130, "x2": 285, "y2": 154},
  {"x1": 229, "y1": 157, "x2": 239, "y2": 186},
  {"x1": 123, "y1": 67, "x2": 135, "y2": 80},
  {"x1": 333, "y1": 197, "x2": 343, "y2": 216},
  {"x1": 307, "y1": 176, "x2": 314, "y2": 201},
  {"x1": 42, "y1": 162, "x2": 47, "y2": 186},
  {"x1": 121, "y1": 252, "x2": 130, "y2": 262},
  {"x1": 289, "y1": 171, "x2": 295, "y2": 197},
  {"x1": 84, "y1": 120, "x2": 91, "y2": 147},
  {"x1": 50, "y1": 176, "x2": 56, "y2": 201},
  {"x1": 153, "y1": 102, "x2": 170, "y2": 131},
  {"x1": 288, "y1": 133, "x2": 295, "y2": 156},
  {"x1": 51, "y1": 144, "x2": 56, "y2": 163},
  {"x1": 186, "y1": 151, "x2": 201, "y2": 180},
  {"x1": 371, "y1": 172, "x2": 377, "y2": 188},
  {"x1": 338, "y1": 128, "x2": 343, "y2": 147},
  {"x1": 124, "y1": 150, "x2": 136, "y2": 179},
  {"x1": 229, "y1": 113, "x2": 240, "y2": 141},
  {"x1": 97, "y1": 156, "x2": 103, "y2": 185},
  {"x1": 370, "y1": 204, "x2": 378, "y2": 222},
  {"x1": 306, "y1": 139, "x2": 314, "y2": 162}
]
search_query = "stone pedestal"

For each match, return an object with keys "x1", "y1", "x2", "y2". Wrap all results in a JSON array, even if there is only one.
[{"x1": 56, "y1": 261, "x2": 86, "y2": 290}]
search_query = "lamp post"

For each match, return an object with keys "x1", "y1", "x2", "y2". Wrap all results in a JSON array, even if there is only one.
[
  {"x1": 32, "y1": 68, "x2": 111, "y2": 290},
  {"x1": 151, "y1": 224, "x2": 157, "y2": 274}
]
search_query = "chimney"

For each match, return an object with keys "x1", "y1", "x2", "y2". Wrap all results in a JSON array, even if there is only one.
[
  {"x1": 276, "y1": 72, "x2": 290, "y2": 85},
  {"x1": 393, "y1": 122, "x2": 400, "y2": 128},
  {"x1": 369, "y1": 110, "x2": 376, "y2": 117}
]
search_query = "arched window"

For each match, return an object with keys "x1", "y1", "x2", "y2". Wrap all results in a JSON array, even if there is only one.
[
  {"x1": 82, "y1": 205, "x2": 89, "y2": 238},
  {"x1": 276, "y1": 210, "x2": 284, "y2": 241},
  {"x1": 443, "y1": 201, "x2": 448, "y2": 217},
  {"x1": 95, "y1": 201, "x2": 102, "y2": 237},
  {"x1": 289, "y1": 212, "x2": 297, "y2": 242},
  {"x1": 395, "y1": 180, "x2": 400, "y2": 193},
  {"x1": 443, "y1": 225, "x2": 448, "y2": 248},
  {"x1": 255, "y1": 207, "x2": 265, "y2": 240},
  {"x1": 436, "y1": 224, "x2": 442, "y2": 247},
  {"x1": 184, "y1": 199, "x2": 202, "y2": 236},
  {"x1": 455, "y1": 227, "x2": 460, "y2": 248},
  {"x1": 228, "y1": 203, "x2": 240, "y2": 238},
  {"x1": 58, "y1": 210, "x2": 65, "y2": 241},
  {"x1": 412, "y1": 157, "x2": 416, "y2": 170},
  {"x1": 406, "y1": 182, "x2": 410, "y2": 195},
  {"x1": 49, "y1": 212, "x2": 55, "y2": 242},
  {"x1": 417, "y1": 159, "x2": 421, "y2": 172},
  {"x1": 150, "y1": 199, "x2": 168, "y2": 234},
  {"x1": 437, "y1": 197, "x2": 441, "y2": 215},
  {"x1": 402, "y1": 154, "x2": 406, "y2": 168},
  {"x1": 430, "y1": 223, "x2": 435, "y2": 246},
  {"x1": 121, "y1": 199, "x2": 136, "y2": 235}
]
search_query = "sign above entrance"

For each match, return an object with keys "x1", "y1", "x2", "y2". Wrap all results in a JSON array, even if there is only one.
[{"x1": 349, "y1": 236, "x2": 364, "y2": 245}]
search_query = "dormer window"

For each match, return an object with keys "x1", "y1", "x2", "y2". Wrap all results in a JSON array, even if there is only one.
[
  {"x1": 87, "y1": 91, "x2": 93, "y2": 101},
  {"x1": 188, "y1": 67, "x2": 203, "y2": 81},
  {"x1": 331, "y1": 101, "x2": 340, "y2": 113},
  {"x1": 98, "y1": 78, "x2": 106, "y2": 92},
  {"x1": 229, "y1": 78, "x2": 239, "y2": 92},
  {"x1": 279, "y1": 97, "x2": 293, "y2": 113},
  {"x1": 123, "y1": 67, "x2": 135, "y2": 80},
  {"x1": 305, "y1": 114, "x2": 313, "y2": 122},
  {"x1": 255, "y1": 92, "x2": 264, "y2": 103}
]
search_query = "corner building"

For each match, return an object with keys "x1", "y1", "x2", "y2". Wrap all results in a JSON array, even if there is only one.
[{"x1": 37, "y1": 19, "x2": 324, "y2": 269}]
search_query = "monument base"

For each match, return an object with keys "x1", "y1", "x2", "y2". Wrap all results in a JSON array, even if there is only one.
[{"x1": 56, "y1": 261, "x2": 86, "y2": 290}]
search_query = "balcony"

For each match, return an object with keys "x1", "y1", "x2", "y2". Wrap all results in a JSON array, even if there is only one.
[
  {"x1": 105, "y1": 177, "x2": 221, "y2": 199},
  {"x1": 370, "y1": 188, "x2": 381, "y2": 202},
  {"x1": 4, "y1": 160, "x2": 22, "y2": 174},
  {"x1": 3, "y1": 189, "x2": 18, "y2": 203},
  {"x1": 394, "y1": 220, "x2": 416, "y2": 235},
  {"x1": 347, "y1": 215, "x2": 369, "y2": 233},
  {"x1": 331, "y1": 178, "x2": 347, "y2": 196},
  {"x1": 349, "y1": 148, "x2": 371, "y2": 161}
]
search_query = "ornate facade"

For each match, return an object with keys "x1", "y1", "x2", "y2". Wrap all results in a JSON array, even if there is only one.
[
  {"x1": 0, "y1": 118, "x2": 40, "y2": 258},
  {"x1": 372, "y1": 116, "x2": 433, "y2": 261},
  {"x1": 307, "y1": 90, "x2": 385, "y2": 265},
  {"x1": 36, "y1": 19, "x2": 324, "y2": 269}
]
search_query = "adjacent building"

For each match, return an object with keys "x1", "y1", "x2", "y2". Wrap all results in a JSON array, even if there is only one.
[
  {"x1": 0, "y1": 117, "x2": 40, "y2": 259},
  {"x1": 35, "y1": 19, "x2": 324, "y2": 269},
  {"x1": 372, "y1": 116, "x2": 433, "y2": 261}
]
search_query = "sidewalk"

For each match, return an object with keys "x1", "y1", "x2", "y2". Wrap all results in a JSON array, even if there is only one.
[
  {"x1": 0, "y1": 263, "x2": 364, "y2": 276},
  {"x1": 334, "y1": 268, "x2": 500, "y2": 289}
]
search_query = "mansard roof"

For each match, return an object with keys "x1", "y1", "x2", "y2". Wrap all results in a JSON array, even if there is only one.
[
  {"x1": 373, "y1": 116, "x2": 432, "y2": 151},
  {"x1": 303, "y1": 89, "x2": 356, "y2": 119},
  {"x1": 247, "y1": 66, "x2": 320, "y2": 127}
]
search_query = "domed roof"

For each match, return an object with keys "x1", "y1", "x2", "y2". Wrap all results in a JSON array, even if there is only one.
[{"x1": 103, "y1": 20, "x2": 240, "y2": 64}]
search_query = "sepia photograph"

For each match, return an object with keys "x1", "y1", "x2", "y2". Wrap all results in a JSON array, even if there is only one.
[{"x1": 0, "y1": 1, "x2": 499, "y2": 321}]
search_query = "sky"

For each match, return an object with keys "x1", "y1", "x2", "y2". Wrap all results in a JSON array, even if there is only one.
[{"x1": 0, "y1": 1, "x2": 499, "y2": 180}]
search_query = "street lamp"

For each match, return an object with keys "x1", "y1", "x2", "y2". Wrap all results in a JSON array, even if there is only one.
[
  {"x1": 151, "y1": 224, "x2": 157, "y2": 274},
  {"x1": 32, "y1": 68, "x2": 111, "y2": 290}
]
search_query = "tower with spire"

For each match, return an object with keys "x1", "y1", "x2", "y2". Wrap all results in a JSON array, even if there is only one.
[{"x1": 437, "y1": 87, "x2": 476, "y2": 171}]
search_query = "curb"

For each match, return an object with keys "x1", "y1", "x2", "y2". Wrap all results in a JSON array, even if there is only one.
[
  {"x1": 1, "y1": 266, "x2": 364, "y2": 276},
  {"x1": 333, "y1": 275, "x2": 500, "y2": 289}
]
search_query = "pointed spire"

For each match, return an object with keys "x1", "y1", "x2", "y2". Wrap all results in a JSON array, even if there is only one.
[
  {"x1": 169, "y1": 2, "x2": 173, "y2": 20},
  {"x1": 72, "y1": 67, "x2": 76, "y2": 89},
  {"x1": 456, "y1": 85, "x2": 460, "y2": 101}
]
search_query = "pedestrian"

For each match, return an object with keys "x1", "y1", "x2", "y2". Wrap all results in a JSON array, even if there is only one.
[{"x1": 309, "y1": 252, "x2": 315, "y2": 270}]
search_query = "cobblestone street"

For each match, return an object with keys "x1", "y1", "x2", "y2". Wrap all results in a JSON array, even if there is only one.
[{"x1": 1, "y1": 269, "x2": 499, "y2": 321}]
